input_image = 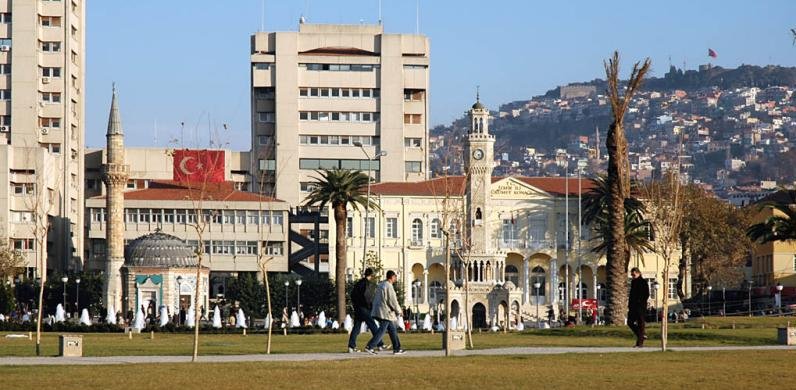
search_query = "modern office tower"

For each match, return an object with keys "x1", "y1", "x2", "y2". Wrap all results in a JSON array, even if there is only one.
[
  {"x1": 250, "y1": 22, "x2": 430, "y2": 205},
  {"x1": 0, "y1": 0, "x2": 85, "y2": 276}
]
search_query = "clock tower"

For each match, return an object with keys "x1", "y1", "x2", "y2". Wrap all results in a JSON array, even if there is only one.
[{"x1": 464, "y1": 94, "x2": 495, "y2": 253}]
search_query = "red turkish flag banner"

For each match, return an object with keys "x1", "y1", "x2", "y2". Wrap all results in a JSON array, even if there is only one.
[{"x1": 172, "y1": 149, "x2": 225, "y2": 183}]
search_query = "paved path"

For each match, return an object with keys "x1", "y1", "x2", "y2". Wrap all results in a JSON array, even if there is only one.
[{"x1": 1, "y1": 345, "x2": 794, "y2": 366}]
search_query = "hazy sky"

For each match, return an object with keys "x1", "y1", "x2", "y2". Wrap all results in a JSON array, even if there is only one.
[{"x1": 87, "y1": 0, "x2": 796, "y2": 150}]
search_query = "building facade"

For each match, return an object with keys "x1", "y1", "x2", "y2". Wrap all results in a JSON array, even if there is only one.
[
  {"x1": 330, "y1": 101, "x2": 689, "y2": 327},
  {"x1": 0, "y1": 0, "x2": 85, "y2": 275},
  {"x1": 250, "y1": 22, "x2": 430, "y2": 205}
]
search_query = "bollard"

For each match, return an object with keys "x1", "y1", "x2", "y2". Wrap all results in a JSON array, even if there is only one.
[
  {"x1": 28, "y1": 331, "x2": 32, "y2": 340},
  {"x1": 732, "y1": 322, "x2": 736, "y2": 329},
  {"x1": 243, "y1": 328, "x2": 247, "y2": 336},
  {"x1": 128, "y1": 330, "x2": 133, "y2": 340},
  {"x1": 701, "y1": 324, "x2": 705, "y2": 329},
  {"x1": 150, "y1": 331, "x2": 154, "y2": 340}
]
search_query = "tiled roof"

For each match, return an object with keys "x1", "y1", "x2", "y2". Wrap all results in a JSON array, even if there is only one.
[
  {"x1": 370, "y1": 176, "x2": 595, "y2": 197},
  {"x1": 91, "y1": 181, "x2": 283, "y2": 203}
]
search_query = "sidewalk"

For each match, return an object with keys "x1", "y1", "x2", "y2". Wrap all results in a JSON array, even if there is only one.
[{"x1": 1, "y1": 345, "x2": 794, "y2": 366}]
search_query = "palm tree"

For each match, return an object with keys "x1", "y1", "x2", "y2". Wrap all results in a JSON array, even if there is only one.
[
  {"x1": 304, "y1": 169, "x2": 374, "y2": 322},
  {"x1": 583, "y1": 175, "x2": 653, "y2": 318},
  {"x1": 603, "y1": 52, "x2": 651, "y2": 325},
  {"x1": 747, "y1": 190, "x2": 796, "y2": 243}
]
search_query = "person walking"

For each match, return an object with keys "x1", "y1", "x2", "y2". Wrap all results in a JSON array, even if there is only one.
[
  {"x1": 346, "y1": 268, "x2": 386, "y2": 353},
  {"x1": 365, "y1": 271, "x2": 405, "y2": 355},
  {"x1": 628, "y1": 267, "x2": 650, "y2": 347}
]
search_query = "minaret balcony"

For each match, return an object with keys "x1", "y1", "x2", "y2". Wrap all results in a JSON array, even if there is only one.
[
  {"x1": 103, "y1": 164, "x2": 130, "y2": 177},
  {"x1": 468, "y1": 133, "x2": 494, "y2": 141}
]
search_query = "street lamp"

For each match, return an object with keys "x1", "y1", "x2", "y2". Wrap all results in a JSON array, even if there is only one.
[
  {"x1": 61, "y1": 276, "x2": 68, "y2": 313},
  {"x1": 706, "y1": 285, "x2": 713, "y2": 316},
  {"x1": 177, "y1": 275, "x2": 183, "y2": 326},
  {"x1": 722, "y1": 287, "x2": 726, "y2": 317},
  {"x1": 353, "y1": 140, "x2": 387, "y2": 273},
  {"x1": 533, "y1": 282, "x2": 541, "y2": 328},
  {"x1": 296, "y1": 279, "x2": 302, "y2": 318},
  {"x1": 413, "y1": 280, "x2": 422, "y2": 326},
  {"x1": 75, "y1": 277, "x2": 81, "y2": 314},
  {"x1": 284, "y1": 281, "x2": 290, "y2": 312},
  {"x1": 776, "y1": 283, "x2": 784, "y2": 313},
  {"x1": 596, "y1": 284, "x2": 602, "y2": 324},
  {"x1": 748, "y1": 280, "x2": 754, "y2": 317},
  {"x1": 652, "y1": 281, "x2": 660, "y2": 323}
]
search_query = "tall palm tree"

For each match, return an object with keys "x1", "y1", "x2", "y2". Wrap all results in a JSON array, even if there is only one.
[
  {"x1": 304, "y1": 169, "x2": 374, "y2": 322},
  {"x1": 603, "y1": 51, "x2": 650, "y2": 325},
  {"x1": 747, "y1": 190, "x2": 796, "y2": 243}
]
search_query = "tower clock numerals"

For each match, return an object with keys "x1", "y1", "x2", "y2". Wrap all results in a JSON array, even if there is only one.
[{"x1": 472, "y1": 148, "x2": 484, "y2": 160}]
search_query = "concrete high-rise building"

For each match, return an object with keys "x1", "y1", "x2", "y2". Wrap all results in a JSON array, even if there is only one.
[
  {"x1": 0, "y1": 1, "x2": 85, "y2": 276},
  {"x1": 250, "y1": 22, "x2": 430, "y2": 205}
]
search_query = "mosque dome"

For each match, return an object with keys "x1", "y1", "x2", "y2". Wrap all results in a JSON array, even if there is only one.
[
  {"x1": 124, "y1": 231, "x2": 197, "y2": 268},
  {"x1": 471, "y1": 100, "x2": 485, "y2": 110},
  {"x1": 502, "y1": 281, "x2": 516, "y2": 290}
]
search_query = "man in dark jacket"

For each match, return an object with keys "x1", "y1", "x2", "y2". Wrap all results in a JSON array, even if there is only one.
[
  {"x1": 347, "y1": 268, "x2": 384, "y2": 353},
  {"x1": 628, "y1": 267, "x2": 650, "y2": 347}
]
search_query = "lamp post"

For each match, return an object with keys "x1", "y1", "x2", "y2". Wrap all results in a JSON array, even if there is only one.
[
  {"x1": 60, "y1": 276, "x2": 68, "y2": 313},
  {"x1": 653, "y1": 281, "x2": 659, "y2": 323},
  {"x1": 576, "y1": 159, "x2": 587, "y2": 325},
  {"x1": 296, "y1": 279, "x2": 302, "y2": 318},
  {"x1": 177, "y1": 275, "x2": 183, "y2": 326},
  {"x1": 776, "y1": 283, "x2": 784, "y2": 313},
  {"x1": 748, "y1": 280, "x2": 753, "y2": 317},
  {"x1": 722, "y1": 287, "x2": 726, "y2": 317},
  {"x1": 75, "y1": 277, "x2": 81, "y2": 315},
  {"x1": 706, "y1": 285, "x2": 712, "y2": 316},
  {"x1": 596, "y1": 284, "x2": 602, "y2": 324},
  {"x1": 413, "y1": 280, "x2": 421, "y2": 326},
  {"x1": 534, "y1": 282, "x2": 541, "y2": 328},
  {"x1": 284, "y1": 281, "x2": 290, "y2": 312},
  {"x1": 353, "y1": 141, "x2": 387, "y2": 273}
]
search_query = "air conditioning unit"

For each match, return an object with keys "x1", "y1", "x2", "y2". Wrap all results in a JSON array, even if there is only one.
[
  {"x1": 40, "y1": 127, "x2": 49, "y2": 135},
  {"x1": 0, "y1": 45, "x2": 10, "y2": 52},
  {"x1": 41, "y1": 77, "x2": 50, "y2": 84},
  {"x1": 0, "y1": 126, "x2": 8, "y2": 132}
]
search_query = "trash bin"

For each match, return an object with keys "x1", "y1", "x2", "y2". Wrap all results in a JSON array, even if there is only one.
[
  {"x1": 778, "y1": 327, "x2": 796, "y2": 346},
  {"x1": 59, "y1": 334, "x2": 83, "y2": 357},
  {"x1": 443, "y1": 330, "x2": 466, "y2": 351}
]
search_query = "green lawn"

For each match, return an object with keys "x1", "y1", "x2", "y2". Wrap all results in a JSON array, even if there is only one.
[
  {"x1": 2, "y1": 351, "x2": 795, "y2": 389},
  {"x1": 1, "y1": 316, "x2": 792, "y2": 357}
]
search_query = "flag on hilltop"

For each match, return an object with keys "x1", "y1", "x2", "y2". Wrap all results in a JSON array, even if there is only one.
[
  {"x1": 707, "y1": 48, "x2": 718, "y2": 58},
  {"x1": 173, "y1": 149, "x2": 225, "y2": 183}
]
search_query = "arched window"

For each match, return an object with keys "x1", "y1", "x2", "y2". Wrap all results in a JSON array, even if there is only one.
[
  {"x1": 430, "y1": 218, "x2": 441, "y2": 239},
  {"x1": 576, "y1": 282, "x2": 588, "y2": 300},
  {"x1": 411, "y1": 218, "x2": 423, "y2": 243},
  {"x1": 597, "y1": 283, "x2": 607, "y2": 303},
  {"x1": 530, "y1": 266, "x2": 546, "y2": 297},
  {"x1": 475, "y1": 208, "x2": 482, "y2": 220},
  {"x1": 558, "y1": 282, "x2": 567, "y2": 302},
  {"x1": 505, "y1": 265, "x2": 519, "y2": 285}
]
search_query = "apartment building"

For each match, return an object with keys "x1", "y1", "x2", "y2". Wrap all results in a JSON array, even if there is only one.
[
  {"x1": 250, "y1": 22, "x2": 430, "y2": 205},
  {"x1": 0, "y1": 0, "x2": 85, "y2": 275}
]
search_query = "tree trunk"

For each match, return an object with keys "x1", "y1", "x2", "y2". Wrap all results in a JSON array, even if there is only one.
[
  {"x1": 334, "y1": 203, "x2": 348, "y2": 323},
  {"x1": 605, "y1": 121, "x2": 630, "y2": 326},
  {"x1": 677, "y1": 235, "x2": 688, "y2": 300},
  {"x1": 191, "y1": 256, "x2": 202, "y2": 362},
  {"x1": 263, "y1": 262, "x2": 273, "y2": 354}
]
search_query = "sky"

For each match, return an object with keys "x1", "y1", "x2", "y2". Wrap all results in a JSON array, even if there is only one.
[{"x1": 87, "y1": 0, "x2": 796, "y2": 150}]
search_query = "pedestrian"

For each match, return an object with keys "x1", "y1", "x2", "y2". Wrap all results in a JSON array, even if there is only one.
[
  {"x1": 627, "y1": 267, "x2": 650, "y2": 347},
  {"x1": 347, "y1": 268, "x2": 385, "y2": 353},
  {"x1": 365, "y1": 270, "x2": 405, "y2": 355}
]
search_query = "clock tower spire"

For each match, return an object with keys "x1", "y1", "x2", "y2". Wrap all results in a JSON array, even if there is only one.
[{"x1": 464, "y1": 90, "x2": 495, "y2": 253}]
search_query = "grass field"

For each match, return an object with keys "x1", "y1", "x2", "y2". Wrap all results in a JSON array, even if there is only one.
[
  {"x1": 1, "y1": 316, "x2": 793, "y2": 357},
  {"x1": 1, "y1": 350, "x2": 795, "y2": 389}
]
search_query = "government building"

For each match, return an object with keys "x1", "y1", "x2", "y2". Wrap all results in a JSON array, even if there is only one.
[{"x1": 330, "y1": 100, "x2": 691, "y2": 326}]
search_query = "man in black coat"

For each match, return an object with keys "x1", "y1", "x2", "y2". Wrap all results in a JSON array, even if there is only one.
[
  {"x1": 347, "y1": 268, "x2": 385, "y2": 352},
  {"x1": 628, "y1": 267, "x2": 650, "y2": 347}
]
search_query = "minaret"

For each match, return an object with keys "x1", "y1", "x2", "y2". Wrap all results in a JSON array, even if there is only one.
[
  {"x1": 101, "y1": 85, "x2": 129, "y2": 313},
  {"x1": 464, "y1": 91, "x2": 495, "y2": 254}
]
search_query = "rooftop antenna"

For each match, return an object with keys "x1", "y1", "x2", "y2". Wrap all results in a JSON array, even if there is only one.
[
  {"x1": 153, "y1": 119, "x2": 158, "y2": 146},
  {"x1": 476, "y1": 85, "x2": 480, "y2": 102},
  {"x1": 378, "y1": 0, "x2": 382, "y2": 25},
  {"x1": 260, "y1": 0, "x2": 265, "y2": 32},
  {"x1": 415, "y1": 0, "x2": 420, "y2": 34}
]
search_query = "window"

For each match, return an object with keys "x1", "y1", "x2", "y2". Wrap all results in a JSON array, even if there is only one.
[
  {"x1": 411, "y1": 218, "x2": 423, "y2": 243},
  {"x1": 505, "y1": 265, "x2": 519, "y2": 286},
  {"x1": 257, "y1": 135, "x2": 273, "y2": 145},
  {"x1": 41, "y1": 92, "x2": 61, "y2": 104},
  {"x1": 10, "y1": 211, "x2": 33, "y2": 223},
  {"x1": 405, "y1": 161, "x2": 422, "y2": 173},
  {"x1": 668, "y1": 278, "x2": 677, "y2": 299},
  {"x1": 302, "y1": 63, "x2": 377, "y2": 72},
  {"x1": 12, "y1": 182, "x2": 35, "y2": 196},
  {"x1": 386, "y1": 217, "x2": 398, "y2": 238},
  {"x1": 299, "y1": 159, "x2": 380, "y2": 171},
  {"x1": 0, "y1": 64, "x2": 10, "y2": 75},
  {"x1": 0, "y1": 13, "x2": 10, "y2": 23},
  {"x1": 40, "y1": 16, "x2": 61, "y2": 27},
  {"x1": 236, "y1": 212, "x2": 246, "y2": 225},
  {"x1": 265, "y1": 242, "x2": 283, "y2": 256},
  {"x1": 41, "y1": 67, "x2": 61, "y2": 77},
  {"x1": 258, "y1": 159, "x2": 275, "y2": 171},
  {"x1": 0, "y1": 115, "x2": 9, "y2": 126},
  {"x1": 41, "y1": 41, "x2": 61, "y2": 52},
  {"x1": 254, "y1": 87, "x2": 274, "y2": 99},
  {"x1": 253, "y1": 63, "x2": 272, "y2": 70},
  {"x1": 404, "y1": 138, "x2": 422, "y2": 147},
  {"x1": 272, "y1": 212, "x2": 284, "y2": 225},
  {"x1": 298, "y1": 111, "x2": 379, "y2": 123},
  {"x1": 246, "y1": 211, "x2": 259, "y2": 225},
  {"x1": 163, "y1": 209, "x2": 175, "y2": 223},
  {"x1": 0, "y1": 90, "x2": 9, "y2": 100},
  {"x1": 404, "y1": 89, "x2": 425, "y2": 101},
  {"x1": 346, "y1": 216, "x2": 353, "y2": 238},
  {"x1": 597, "y1": 283, "x2": 607, "y2": 302},
  {"x1": 300, "y1": 182, "x2": 317, "y2": 193},
  {"x1": 300, "y1": 135, "x2": 377, "y2": 146},
  {"x1": 502, "y1": 218, "x2": 520, "y2": 242},
  {"x1": 793, "y1": 254, "x2": 796, "y2": 271},
  {"x1": 404, "y1": 114, "x2": 422, "y2": 124},
  {"x1": 430, "y1": 218, "x2": 441, "y2": 239},
  {"x1": 258, "y1": 112, "x2": 275, "y2": 123},
  {"x1": 528, "y1": 215, "x2": 547, "y2": 242},
  {"x1": 12, "y1": 238, "x2": 34, "y2": 251},
  {"x1": 40, "y1": 117, "x2": 61, "y2": 128},
  {"x1": 364, "y1": 216, "x2": 375, "y2": 238},
  {"x1": 139, "y1": 209, "x2": 151, "y2": 223},
  {"x1": 531, "y1": 267, "x2": 546, "y2": 299},
  {"x1": 403, "y1": 64, "x2": 427, "y2": 70}
]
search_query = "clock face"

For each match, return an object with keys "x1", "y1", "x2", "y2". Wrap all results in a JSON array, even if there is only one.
[{"x1": 473, "y1": 149, "x2": 484, "y2": 160}]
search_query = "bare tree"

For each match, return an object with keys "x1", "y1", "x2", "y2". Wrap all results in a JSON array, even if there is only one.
[
  {"x1": 603, "y1": 52, "x2": 651, "y2": 325},
  {"x1": 642, "y1": 172, "x2": 684, "y2": 352},
  {"x1": 0, "y1": 235, "x2": 25, "y2": 278}
]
